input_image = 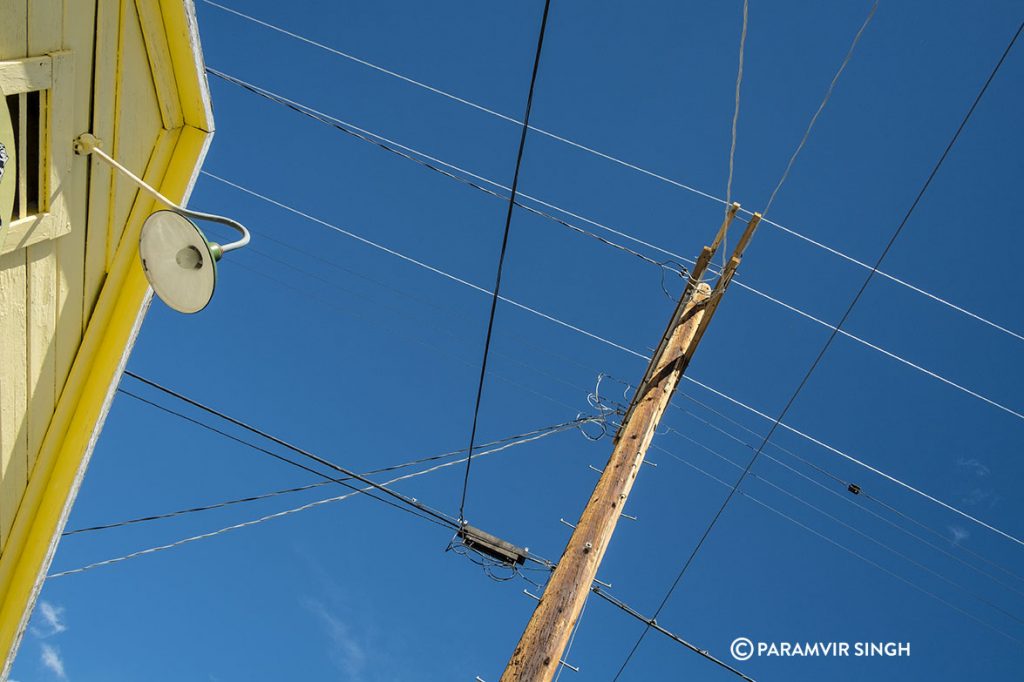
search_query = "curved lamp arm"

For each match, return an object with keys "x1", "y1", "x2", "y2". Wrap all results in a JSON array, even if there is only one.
[{"x1": 73, "y1": 133, "x2": 249, "y2": 254}]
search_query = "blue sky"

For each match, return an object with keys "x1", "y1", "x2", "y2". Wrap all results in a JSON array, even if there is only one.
[{"x1": 13, "y1": 1, "x2": 1024, "y2": 680}]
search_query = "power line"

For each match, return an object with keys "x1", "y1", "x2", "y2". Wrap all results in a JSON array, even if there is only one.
[
  {"x1": 511, "y1": 556, "x2": 757, "y2": 680},
  {"x1": 668, "y1": 391, "x2": 1024, "y2": 590},
  {"x1": 50, "y1": 421, "x2": 583, "y2": 579},
  {"x1": 459, "y1": 0, "x2": 552, "y2": 523},
  {"x1": 123, "y1": 372, "x2": 459, "y2": 528},
  {"x1": 65, "y1": 479, "x2": 331, "y2": 536},
  {"x1": 553, "y1": 594, "x2": 588, "y2": 682},
  {"x1": 198, "y1": 0, "x2": 1024, "y2": 345},
  {"x1": 115, "y1": 388, "x2": 361, "y2": 484},
  {"x1": 595, "y1": 426, "x2": 1024, "y2": 651},
  {"x1": 722, "y1": 0, "x2": 748, "y2": 267},
  {"x1": 203, "y1": 171, "x2": 650, "y2": 360},
  {"x1": 232, "y1": 245, "x2": 593, "y2": 417},
  {"x1": 657, "y1": 447, "x2": 1024, "y2": 646},
  {"x1": 669, "y1": 401, "x2": 1024, "y2": 595},
  {"x1": 591, "y1": 587, "x2": 757, "y2": 681},
  {"x1": 656, "y1": 430, "x2": 1024, "y2": 626},
  {"x1": 110, "y1": 389, "x2": 451, "y2": 531},
  {"x1": 66, "y1": 394, "x2": 585, "y2": 536},
  {"x1": 200, "y1": 172, "x2": 1024, "y2": 547},
  {"x1": 610, "y1": 371, "x2": 1024, "y2": 591},
  {"x1": 204, "y1": 69, "x2": 1024, "y2": 423},
  {"x1": 761, "y1": 1, "x2": 878, "y2": 216},
  {"x1": 613, "y1": 16, "x2": 1024, "y2": 678},
  {"x1": 204, "y1": 68, "x2": 684, "y2": 276},
  {"x1": 679, "y1": 372, "x2": 1024, "y2": 545}
]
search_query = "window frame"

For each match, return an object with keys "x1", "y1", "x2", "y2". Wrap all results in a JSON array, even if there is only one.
[{"x1": 0, "y1": 51, "x2": 73, "y2": 254}]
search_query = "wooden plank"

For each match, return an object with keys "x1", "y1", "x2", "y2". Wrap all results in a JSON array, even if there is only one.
[
  {"x1": 15, "y1": 92, "x2": 26, "y2": 221},
  {"x1": 106, "y1": 0, "x2": 162, "y2": 270},
  {"x1": 0, "y1": 0, "x2": 28, "y2": 62},
  {"x1": 135, "y1": 0, "x2": 183, "y2": 130},
  {"x1": 26, "y1": 0, "x2": 61, "y2": 55},
  {"x1": 159, "y1": 0, "x2": 213, "y2": 131},
  {"x1": 0, "y1": 56, "x2": 51, "y2": 93},
  {"x1": 55, "y1": 0, "x2": 95, "y2": 389},
  {"x1": 0, "y1": 249, "x2": 29, "y2": 549},
  {"x1": 83, "y1": 0, "x2": 122, "y2": 319},
  {"x1": 24, "y1": 243, "x2": 56, "y2": 477},
  {"x1": 0, "y1": 0, "x2": 29, "y2": 554},
  {"x1": 24, "y1": 0, "x2": 64, "y2": 478},
  {"x1": 0, "y1": 214, "x2": 56, "y2": 253}
]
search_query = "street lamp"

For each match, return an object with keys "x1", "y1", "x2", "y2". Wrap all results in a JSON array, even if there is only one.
[{"x1": 74, "y1": 133, "x2": 249, "y2": 313}]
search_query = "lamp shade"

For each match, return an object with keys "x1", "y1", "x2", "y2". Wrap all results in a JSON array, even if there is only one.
[{"x1": 139, "y1": 210, "x2": 217, "y2": 314}]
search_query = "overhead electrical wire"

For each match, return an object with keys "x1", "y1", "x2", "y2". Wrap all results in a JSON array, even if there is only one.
[
  {"x1": 592, "y1": 587, "x2": 757, "y2": 682},
  {"x1": 669, "y1": 404, "x2": 1024, "y2": 595},
  {"x1": 204, "y1": 68, "x2": 684, "y2": 276},
  {"x1": 65, "y1": 479, "x2": 331, "y2": 536},
  {"x1": 50, "y1": 418, "x2": 586, "y2": 579},
  {"x1": 657, "y1": 428, "x2": 1024, "y2": 626},
  {"x1": 65, "y1": 394, "x2": 588, "y2": 536},
  {"x1": 613, "y1": 15, "x2": 1024, "y2": 678},
  {"x1": 203, "y1": 171, "x2": 649, "y2": 360},
  {"x1": 553, "y1": 595, "x2": 588, "y2": 682},
  {"x1": 200, "y1": 172, "x2": 1024, "y2": 548},
  {"x1": 123, "y1": 371, "x2": 462, "y2": 528},
  {"x1": 614, "y1": 372, "x2": 1024, "y2": 584},
  {"x1": 77, "y1": 388, "x2": 1022, "y2": 659},
  {"x1": 109, "y1": 391, "x2": 452, "y2": 531},
  {"x1": 231, "y1": 246, "x2": 593, "y2": 417},
  {"x1": 722, "y1": 0, "x2": 748, "y2": 267},
  {"x1": 611, "y1": 372, "x2": 1024, "y2": 590},
  {"x1": 761, "y1": 1, "x2": 879, "y2": 217},
  {"x1": 654, "y1": 445, "x2": 1024, "y2": 646},
  {"x1": 458, "y1": 0, "x2": 552, "y2": 523},
  {"x1": 230, "y1": 237, "x2": 631, "y2": 439},
  {"x1": 203, "y1": 68, "x2": 1024, "y2": 423},
  {"x1": 592, "y1": 414, "x2": 1024, "y2": 647},
  {"x1": 198, "y1": 0, "x2": 1024, "y2": 346},
  {"x1": 679, "y1": 372, "x2": 1024, "y2": 547}
]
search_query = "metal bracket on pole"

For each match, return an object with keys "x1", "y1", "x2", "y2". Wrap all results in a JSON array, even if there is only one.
[
  {"x1": 679, "y1": 212, "x2": 762, "y2": 357},
  {"x1": 615, "y1": 203, "x2": 744, "y2": 438}
]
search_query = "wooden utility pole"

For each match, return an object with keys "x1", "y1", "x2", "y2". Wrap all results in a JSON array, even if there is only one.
[{"x1": 499, "y1": 205, "x2": 761, "y2": 682}]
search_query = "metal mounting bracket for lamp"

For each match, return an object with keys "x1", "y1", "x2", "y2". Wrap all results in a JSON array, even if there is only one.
[
  {"x1": 74, "y1": 133, "x2": 251, "y2": 313},
  {"x1": 73, "y1": 133, "x2": 250, "y2": 252}
]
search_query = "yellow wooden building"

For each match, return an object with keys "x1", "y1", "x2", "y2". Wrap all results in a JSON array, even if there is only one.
[{"x1": 0, "y1": 0, "x2": 214, "y2": 674}]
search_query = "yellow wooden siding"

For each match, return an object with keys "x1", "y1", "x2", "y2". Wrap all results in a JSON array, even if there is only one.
[
  {"x1": 0, "y1": 0, "x2": 32, "y2": 550},
  {"x1": 25, "y1": 0, "x2": 64, "y2": 526},
  {"x1": 107, "y1": 1, "x2": 165, "y2": 271},
  {"x1": 1, "y1": 0, "x2": 205, "y2": 555},
  {"x1": 0, "y1": 0, "x2": 214, "y2": 674}
]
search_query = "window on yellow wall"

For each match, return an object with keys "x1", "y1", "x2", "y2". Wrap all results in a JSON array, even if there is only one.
[{"x1": 0, "y1": 52, "x2": 73, "y2": 255}]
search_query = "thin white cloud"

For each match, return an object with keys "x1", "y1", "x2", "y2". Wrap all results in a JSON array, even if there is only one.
[
  {"x1": 304, "y1": 598, "x2": 367, "y2": 680},
  {"x1": 33, "y1": 602, "x2": 67, "y2": 638},
  {"x1": 961, "y1": 487, "x2": 1001, "y2": 508},
  {"x1": 40, "y1": 643, "x2": 66, "y2": 680},
  {"x1": 949, "y1": 525, "x2": 970, "y2": 546},
  {"x1": 957, "y1": 458, "x2": 991, "y2": 478}
]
